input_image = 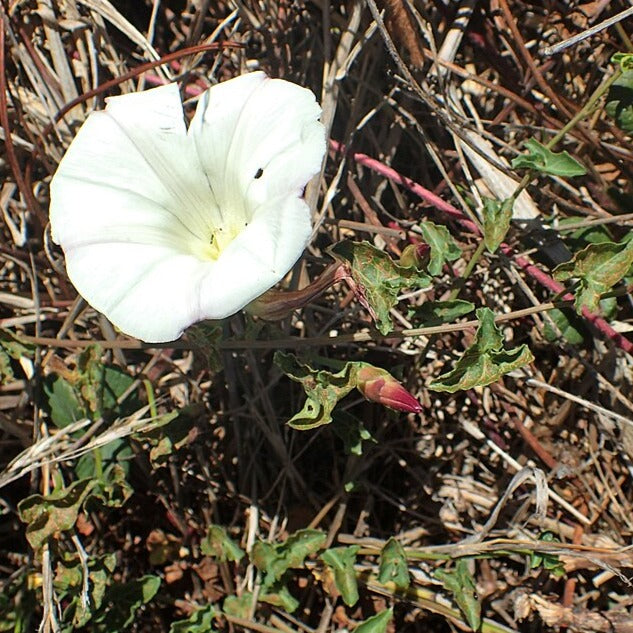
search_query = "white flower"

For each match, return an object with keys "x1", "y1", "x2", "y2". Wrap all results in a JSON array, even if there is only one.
[{"x1": 49, "y1": 72, "x2": 326, "y2": 343}]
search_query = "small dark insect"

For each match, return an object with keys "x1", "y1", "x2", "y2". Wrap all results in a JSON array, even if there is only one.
[{"x1": 254, "y1": 168, "x2": 264, "y2": 179}]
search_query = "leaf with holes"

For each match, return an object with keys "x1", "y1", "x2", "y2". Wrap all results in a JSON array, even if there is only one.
[
  {"x1": 275, "y1": 352, "x2": 421, "y2": 428},
  {"x1": 511, "y1": 138, "x2": 586, "y2": 177},
  {"x1": 429, "y1": 308, "x2": 533, "y2": 393},
  {"x1": 331, "y1": 241, "x2": 430, "y2": 334},
  {"x1": 554, "y1": 238, "x2": 633, "y2": 313},
  {"x1": 274, "y1": 352, "x2": 358, "y2": 429}
]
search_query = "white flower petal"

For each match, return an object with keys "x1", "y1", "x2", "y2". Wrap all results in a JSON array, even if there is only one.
[
  {"x1": 197, "y1": 196, "x2": 312, "y2": 319},
  {"x1": 63, "y1": 243, "x2": 214, "y2": 342},
  {"x1": 50, "y1": 83, "x2": 218, "y2": 249},
  {"x1": 62, "y1": 194, "x2": 311, "y2": 341},
  {"x1": 50, "y1": 73, "x2": 326, "y2": 343},
  {"x1": 190, "y1": 72, "x2": 326, "y2": 219}
]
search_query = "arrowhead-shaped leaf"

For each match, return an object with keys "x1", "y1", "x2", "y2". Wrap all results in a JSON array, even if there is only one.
[
  {"x1": 419, "y1": 221, "x2": 462, "y2": 275},
  {"x1": 435, "y1": 559, "x2": 481, "y2": 631},
  {"x1": 511, "y1": 138, "x2": 586, "y2": 177},
  {"x1": 482, "y1": 197, "x2": 514, "y2": 253},
  {"x1": 320, "y1": 546, "x2": 360, "y2": 607},
  {"x1": 378, "y1": 538, "x2": 410, "y2": 590},
  {"x1": 554, "y1": 238, "x2": 633, "y2": 313},
  {"x1": 331, "y1": 241, "x2": 430, "y2": 335},
  {"x1": 429, "y1": 308, "x2": 534, "y2": 392}
]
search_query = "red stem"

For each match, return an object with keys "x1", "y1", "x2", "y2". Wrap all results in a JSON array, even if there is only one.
[{"x1": 330, "y1": 139, "x2": 633, "y2": 355}]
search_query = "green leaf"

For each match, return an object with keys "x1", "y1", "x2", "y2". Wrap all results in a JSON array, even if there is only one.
[
  {"x1": 612, "y1": 53, "x2": 633, "y2": 71},
  {"x1": 355, "y1": 608, "x2": 394, "y2": 633},
  {"x1": 409, "y1": 300, "x2": 475, "y2": 326},
  {"x1": 101, "y1": 366, "x2": 137, "y2": 415},
  {"x1": 89, "y1": 463, "x2": 133, "y2": 509},
  {"x1": 259, "y1": 583, "x2": 300, "y2": 613},
  {"x1": 0, "y1": 572, "x2": 34, "y2": 633},
  {"x1": 201, "y1": 525, "x2": 245, "y2": 563},
  {"x1": 43, "y1": 349, "x2": 139, "y2": 428},
  {"x1": 252, "y1": 529, "x2": 326, "y2": 588},
  {"x1": 320, "y1": 546, "x2": 360, "y2": 607},
  {"x1": 170, "y1": 605, "x2": 218, "y2": 633},
  {"x1": 429, "y1": 308, "x2": 534, "y2": 393},
  {"x1": 554, "y1": 238, "x2": 633, "y2": 313},
  {"x1": 44, "y1": 375, "x2": 85, "y2": 428},
  {"x1": 91, "y1": 575, "x2": 160, "y2": 632},
  {"x1": 275, "y1": 352, "x2": 358, "y2": 429},
  {"x1": 275, "y1": 352, "x2": 419, "y2": 428},
  {"x1": 559, "y1": 215, "x2": 614, "y2": 246},
  {"x1": 606, "y1": 70, "x2": 633, "y2": 132},
  {"x1": 0, "y1": 329, "x2": 33, "y2": 384},
  {"x1": 18, "y1": 479, "x2": 98, "y2": 551},
  {"x1": 55, "y1": 553, "x2": 116, "y2": 629},
  {"x1": 542, "y1": 308, "x2": 587, "y2": 345},
  {"x1": 331, "y1": 241, "x2": 430, "y2": 335},
  {"x1": 142, "y1": 409, "x2": 189, "y2": 467},
  {"x1": 75, "y1": 438, "x2": 134, "y2": 480},
  {"x1": 482, "y1": 197, "x2": 514, "y2": 253},
  {"x1": 378, "y1": 538, "x2": 410, "y2": 590},
  {"x1": 18, "y1": 466, "x2": 133, "y2": 552},
  {"x1": 435, "y1": 559, "x2": 481, "y2": 631},
  {"x1": 419, "y1": 221, "x2": 462, "y2": 275},
  {"x1": 511, "y1": 138, "x2": 586, "y2": 177},
  {"x1": 223, "y1": 593, "x2": 255, "y2": 619},
  {"x1": 529, "y1": 534, "x2": 566, "y2": 579},
  {"x1": 332, "y1": 412, "x2": 376, "y2": 456}
]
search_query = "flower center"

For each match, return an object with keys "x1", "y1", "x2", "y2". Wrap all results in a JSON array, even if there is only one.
[{"x1": 192, "y1": 222, "x2": 245, "y2": 261}]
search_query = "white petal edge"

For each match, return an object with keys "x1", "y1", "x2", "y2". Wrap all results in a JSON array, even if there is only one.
[
  {"x1": 190, "y1": 72, "x2": 326, "y2": 219},
  {"x1": 61, "y1": 196, "x2": 311, "y2": 342},
  {"x1": 50, "y1": 73, "x2": 325, "y2": 342},
  {"x1": 50, "y1": 83, "x2": 218, "y2": 249}
]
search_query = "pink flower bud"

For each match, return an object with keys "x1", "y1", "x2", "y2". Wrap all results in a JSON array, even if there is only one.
[{"x1": 356, "y1": 365, "x2": 422, "y2": 413}]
